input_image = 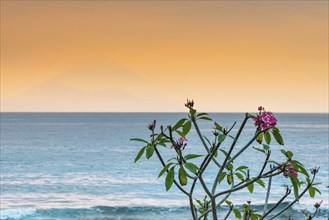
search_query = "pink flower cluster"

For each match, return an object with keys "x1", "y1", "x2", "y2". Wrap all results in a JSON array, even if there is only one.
[
  {"x1": 279, "y1": 162, "x2": 298, "y2": 178},
  {"x1": 253, "y1": 106, "x2": 277, "y2": 130}
]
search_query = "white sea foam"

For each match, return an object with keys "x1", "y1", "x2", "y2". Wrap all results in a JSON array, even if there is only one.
[{"x1": 0, "y1": 208, "x2": 37, "y2": 220}]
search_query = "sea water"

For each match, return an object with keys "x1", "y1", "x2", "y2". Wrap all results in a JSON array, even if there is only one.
[{"x1": 0, "y1": 113, "x2": 328, "y2": 219}]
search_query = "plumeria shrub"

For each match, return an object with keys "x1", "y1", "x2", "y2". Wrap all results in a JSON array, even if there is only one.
[{"x1": 131, "y1": 100, "x2": 322, "y2": 220}]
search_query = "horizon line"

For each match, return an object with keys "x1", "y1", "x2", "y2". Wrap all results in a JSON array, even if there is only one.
[{"x1": 1, "y1": 111, "x2": 328, "y2": 114}]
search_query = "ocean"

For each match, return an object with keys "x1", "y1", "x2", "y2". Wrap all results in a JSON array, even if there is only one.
[{"x1": 0, "y1": 113, "x2": 328, "y2": 219}]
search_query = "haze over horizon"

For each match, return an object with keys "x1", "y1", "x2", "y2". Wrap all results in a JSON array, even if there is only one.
[{"x1": 1, "y1": 1, "x2": 328, "y2": 112}]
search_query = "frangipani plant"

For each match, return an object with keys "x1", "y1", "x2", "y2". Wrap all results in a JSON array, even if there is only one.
[{"x1": 131, "y1": 100, "x2": 322, "y2": 220}]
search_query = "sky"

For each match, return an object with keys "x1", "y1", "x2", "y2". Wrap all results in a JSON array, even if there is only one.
[{"x1": 1, "y1": 1, "x2": 328, "y2": 112}]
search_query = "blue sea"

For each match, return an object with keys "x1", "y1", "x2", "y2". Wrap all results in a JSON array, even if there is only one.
[{"x1": 0, "y1": 113, "x2": 328, "y2": 219}]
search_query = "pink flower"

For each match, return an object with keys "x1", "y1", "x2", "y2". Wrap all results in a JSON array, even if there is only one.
[
  {"x1": 279, "y1": 162, "x2": 298, "y2": 178},
  {"x1": 253, "y1": 110, "x2": 277, "y2": 130},
  {"x1": 179, "y1": 137, "x2": 188, "y2": 142},
  {"x1": 290, "y1": 170, "x2": 298, "y2": 177}
]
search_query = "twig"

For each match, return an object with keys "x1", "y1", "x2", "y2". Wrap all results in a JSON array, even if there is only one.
[
  {"x1": 215, "y1": 152, "x2": 272, "y2": 198},
  {"x1": 225, "y1": 128, "x2": 270, "y2": 166},
  {"x1": 268, "y1": 173, "x2": 317, "y2": 220},
  {"x1": 153, "y1": 146, "x2": 189, "y2": 196},
  {"x1": 263, "y1": 165, "x2": 273, "y2": 216},
  {"x1": 224, "y1": 205, "x2": 234, "y2": 220},
  {"x1": 260, "y1": 186, "x2": 291, "y2": 220},
  {"x1": 212, "y1": 114, "x2": 249, "y2": 195},
  {"x1": 192, "y1": 118, "x2": 222, "y2": 168},
  {"x1": 198, "y1": 173, "x2": 235, "y2": 220}
]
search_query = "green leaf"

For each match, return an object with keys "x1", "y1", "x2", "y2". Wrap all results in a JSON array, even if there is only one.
[
  {"x1": 256, "y1": 179, "x2": 265, "y2": 188},
  {"x1": 165, "y1": 168, "x2": 175, "y2": 191},
  {"x1": 225, "y1": 200, "x2": 232, "y2": 206},
  {"x1": 203, "y1": 136, "x2": 211, "y2": 146},
  {"x1": 178, "y1": 166, "x2": 187, "y2": 186},
  {"x1": 247, "y1": 182, "x2": 254, "y2": 193},
  {"x1": 182, "y1": 121, "x2": 192, "y2": 135},
  {"x1": 272, "y1": 128, "x2": 284, "y2": 145},
  {"x1": 184, "y1": 162, "x2": 199, "y2": 174},
  {"x1": 286, "y1": 151, "x2": 293, "y2": 159},
  {"x1": 227, "y1": 174, "x2": 233, "y2": 185},
  {"x1": 158, "y1": 163, "x2": 173, "y2": 178},
  {"x1": 226, "y1": 163, "x2": 233, "y2": 171},
  {"x1": 253, "y1": 146, "x2": 266, "y2": 154},
  {"x1": 214, "y1": 122, "x2": 223, "y2": 132},
  {"x1": 233, "y1": 208, "x2": 242, "y2": 219},
  {"x1": 264, "y1": 131, "x2": 271, "y2": 144},
  {"x1": 220, "y1": 149, "x2": 231, "y2": 160},
  {"x1": 176, "y1": 130, "x2": 185, "y2": 138},
  {"x1": 313, "y1": 187, "x2": 321, "y2": 195},
  {"x1": 308, "y1": 187, "x2": 315, "y2": 198},
  {"x1": 197, "y1": 112, "x2": 208, "y2": 117},
  {"x1": 189, "y1": 108, "x2": 196, "y2": 115},
  {"x1": 236, "y1": 166, "x2": 249, "y2": 171},
  {"x1": 262, "y1": 144, "x2": 270, "y2": 150},
  {"x1": 235, "y1": 172, "x2": 244, "y2": 181},
  {"x1": 289, "y1": 174, "x2": 299, "y2": 201},
  {"x1": 185, "y1": 154, "x2": 203, "y2": 160},
  {"x1": 280, "y1": 149, "x2": 287, "y2": 157},
  {"x1": 250, "y1": 213, "x2": 261, "y2": 220},
  {"x1": 134, "y1": 147, "x2": 146, "y2": 163},
  {"x1": 256, "y1": 132, "x2": 263, "y2": 144},
  {"x1": 218, "y1": 134, "x2": 226, "y2": 143},
  {"x1": 172, "y1": 118, "x2": 187, "y2": 131},
  {"x1": 130, "y1": 138, "x2": 148, "y2": 144},
  {"x1": 302, "y1": 210, "x2": 309, "y2": 216},
  {"x1": 195, "y1": 199, "x2": 203, "y2": 206},
  {"x1": 145, "y1": 144, "x2": 155, "y2": 159},
  {"x1": 199, "y1": 116, "x2": 212, "y2": 121},
  {"x1": 296, "y1": 164, "x2": 309, "y2": 178},
  {"x1": 218, "y1": 172, "x2": 227, "y2": 184}
]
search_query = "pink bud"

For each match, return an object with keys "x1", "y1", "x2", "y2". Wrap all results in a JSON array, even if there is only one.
[{"x1": 179, "y1": 137, "x2": 188, "y2": 141}]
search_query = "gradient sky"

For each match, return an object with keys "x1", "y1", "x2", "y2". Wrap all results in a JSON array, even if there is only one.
[{"x1": 1, "y1": 1, "x2": 328, "y2": 112}]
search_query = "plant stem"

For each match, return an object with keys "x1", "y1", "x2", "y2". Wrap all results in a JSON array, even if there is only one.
[
  {"x1": 268, "y1": 174, "x2": 316, "y2": 220},
  {"x1": 224, "y1": 205, "x2": 234, "y2": 220},
  {"x1": 154, "y1": 146, "x2": 189, "y2": 196},
  {"x1": 192, "y1": 118, "x2": 222, "y2": 168},
  {"x1": 263, "y1": 165, "x2": 272, "y2": 216},
  {"x1": 215, "y1": 152, "x2": 272, "y2": 198},
  {"x1": 225, "y1": 128, "x2": 270, "y2": 166},
  {"x1": 260, "y1": 186, "x2": 291, "y2": 220},
  {"x1": 212, "y1": 114, "x2": 249, "y2": 195}
]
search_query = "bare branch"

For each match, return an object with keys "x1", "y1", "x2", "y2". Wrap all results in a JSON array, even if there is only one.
[
  {"x1": 224, "y1": 205, "x2": 234, "y2": 220},
  {"x1": 226, "y1": 128, "x2": 270, "y2": 166},
  {"x1": 192, "y1": 118, "x2": 222, "y2": 168},
  {"x1": 263, "y1": 165, "x2": 273, "y2": 215},
  {"x1": 268, "y1": 173, "x2": 317, "y2": 220},
  {"x1": 212, "y1": 114, "x2": 250, "y2": 194},
  {"x1": 260, "y1": 186, "x2": 291, "y2": 220},
  {"x1": 215, "y1": 152, "x2": 272, "y2": 198}
]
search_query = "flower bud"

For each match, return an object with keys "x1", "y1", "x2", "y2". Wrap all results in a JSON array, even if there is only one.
[
  {"x1": 148, "y1": 120, "x2": 156, "y2": 131},
  {"x1": 311, "y1": 167, "x2": 320, "y2": 174},
  {"x1": 185, "y1": 99, "x2": 194, "y2": 108},
  {"x1": 314, "y1": 200, "x2": 323, "y2": 208}
]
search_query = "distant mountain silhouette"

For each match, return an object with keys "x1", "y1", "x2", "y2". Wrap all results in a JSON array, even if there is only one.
[{"x1": 2, "y1": 59, "x2": 181, "y2": 111}]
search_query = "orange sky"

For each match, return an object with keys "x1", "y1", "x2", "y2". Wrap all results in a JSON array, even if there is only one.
[{"x1": 1, "y1": 1, "x2": 328, "y2": 112}]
